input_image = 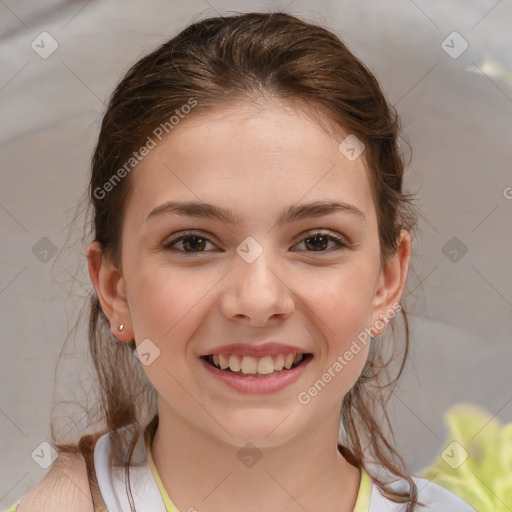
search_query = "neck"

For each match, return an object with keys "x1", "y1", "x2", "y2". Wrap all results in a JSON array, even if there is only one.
[{"x1": 150, "y1": 398, "x2": 361, "y2": 512}]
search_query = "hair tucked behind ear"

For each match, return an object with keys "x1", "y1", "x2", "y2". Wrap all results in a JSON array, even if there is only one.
[{"x1": 51, "y1": 11, "x2": 420, "y2": 511}]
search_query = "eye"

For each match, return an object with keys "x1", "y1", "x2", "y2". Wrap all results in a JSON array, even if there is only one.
[
  {"x1": 292, "y1": 231, "x2": 350, "y2": 253},
  {"x1": 162, "y1": 230, "x2": 350, "y2": 255},
  {"x1": 162, "y1": 231, "x2": 216, "y2": 255}
]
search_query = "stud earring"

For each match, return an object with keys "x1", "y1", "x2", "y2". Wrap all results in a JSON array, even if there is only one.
[{"x1": 118, "y1": 324, "x2": 125, "y2": 331}]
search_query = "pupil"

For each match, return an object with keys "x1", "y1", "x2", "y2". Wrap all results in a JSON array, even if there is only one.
[
  {"x1": 305, "y1": 235, "x2": 327, "y2": 251},
  {"x1": 185, "y1": 236, "x2": 204, "y2": 251}
]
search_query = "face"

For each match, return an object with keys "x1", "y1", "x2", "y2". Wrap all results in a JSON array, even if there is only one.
[{"x1": 89, "y1": 100, "x2": 409, "y2": 448}]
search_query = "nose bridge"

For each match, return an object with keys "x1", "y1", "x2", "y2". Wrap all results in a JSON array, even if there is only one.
[
  {"x1": 221, "y1": 236, "x2": 294, "y2": 323},
  {"x1": 236, "y1": 238, "x2": 281, "y2": 293}
]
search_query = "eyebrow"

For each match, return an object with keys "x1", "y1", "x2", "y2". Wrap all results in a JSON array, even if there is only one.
[{"x1": 146, "y1": 200, "x2": 366, "y2": 226}]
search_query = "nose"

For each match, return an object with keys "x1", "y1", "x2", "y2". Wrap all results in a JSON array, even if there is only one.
[{"x1": 219, "y1": 246, "x2": 295, "y2": 327}]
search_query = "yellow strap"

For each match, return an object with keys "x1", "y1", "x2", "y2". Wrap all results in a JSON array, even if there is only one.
[
  {"x1": 3, "y1": 497, "x2": 22, "y2": 512},
  {"x1": 146, "y1": 440, "x2": 180, "y2": 512},
  {"x1": 353, "y1": 469, "x2": 372, "y2": 512}
]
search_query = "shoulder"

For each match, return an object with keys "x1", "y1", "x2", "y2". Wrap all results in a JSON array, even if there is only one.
[
  {"x1": 369, "y1": 475, "x2": 477, "y2": 511},
  {"x1": 16, "y1": 453, "x2": 93, "y2": 512}
]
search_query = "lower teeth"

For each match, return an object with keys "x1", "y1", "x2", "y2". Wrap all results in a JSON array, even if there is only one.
[{"x1": 225, "y1": 368, "x2": 285, "y2": 377}]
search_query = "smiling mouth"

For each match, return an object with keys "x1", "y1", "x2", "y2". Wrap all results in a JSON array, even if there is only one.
[{"x1": 201, "y1": 352, "x2": 313, "y2": 377}]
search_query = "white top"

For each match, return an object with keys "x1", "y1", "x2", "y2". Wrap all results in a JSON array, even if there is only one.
[
  {"x1": 93, "y1": 424, "x2": 477, "y2": 512},
  {"x1": 94, "y1": 424, "x2": 167, "y2": 512}
]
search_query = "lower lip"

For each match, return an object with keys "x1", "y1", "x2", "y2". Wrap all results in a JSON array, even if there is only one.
[{"x1": 200, "y1": 355, "x2": 312, "y2": 394}]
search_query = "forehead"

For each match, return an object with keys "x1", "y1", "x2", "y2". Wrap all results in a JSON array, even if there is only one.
[
  {"x1": 125, "y1": 100, "x2": 374, "y2": 228},
  {"x1": 147, "y1": 99, "x2": 348, "y2": 161}
]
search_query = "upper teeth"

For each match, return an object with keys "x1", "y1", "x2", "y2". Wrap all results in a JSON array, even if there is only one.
[{"x1": 211, "y1": 353, "x2": 304, "y2": 375}]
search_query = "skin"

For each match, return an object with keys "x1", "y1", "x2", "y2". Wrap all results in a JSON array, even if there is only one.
[{"x1": 87, "y1": 99, "x2": 411, "y2": 512}]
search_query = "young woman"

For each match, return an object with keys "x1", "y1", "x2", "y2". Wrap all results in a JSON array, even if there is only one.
[{"x1": 8, "y1": 11, "x2": 476, "y2": 512}]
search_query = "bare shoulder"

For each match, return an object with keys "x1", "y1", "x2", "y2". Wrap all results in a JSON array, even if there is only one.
[{"x1": 16, "y1": 452, "x2": 93, "y2": 512}]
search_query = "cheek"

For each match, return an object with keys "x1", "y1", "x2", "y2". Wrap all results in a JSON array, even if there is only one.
[
  {"x1": 126, "y1": 271, "x2": 184, "y2": 372},
  {"x1": 129, "y1": 263, "x2": 206, "y2": 335},
  {"x1": 306, "y1": 265, "x2": 376, "y2": 342},
  {"x1": 127, "y1": 264, "x2": 223, "y2": 379},
  {"x1": 127, "y1": 269, "x2": 207, "y2": 408},
  {"x1": 300, "y1": 265, "x2": 375, "y2": 396}
]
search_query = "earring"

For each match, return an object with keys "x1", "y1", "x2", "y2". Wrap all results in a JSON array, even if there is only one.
[{"x1": 118, "y1": 323, "x2": 125, "y2": 331}]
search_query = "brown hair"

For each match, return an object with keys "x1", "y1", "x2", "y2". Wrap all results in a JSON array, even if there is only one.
[{"x1": 52, "y1": 11, "x2": 420, "y2": 511}]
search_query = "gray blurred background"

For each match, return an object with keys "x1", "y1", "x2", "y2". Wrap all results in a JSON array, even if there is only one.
[{"x1": 1, "y1": 0, "x2": 511, "y2": 507}]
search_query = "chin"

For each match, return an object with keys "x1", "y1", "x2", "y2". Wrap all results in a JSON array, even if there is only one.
[{"x1": 209, "y1": 410, "x2": 302, "y2": 449}]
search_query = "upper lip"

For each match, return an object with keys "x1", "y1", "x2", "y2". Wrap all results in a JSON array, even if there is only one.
[{"x1": 199, "y1": 342, "x2": 310, "y2": 357}]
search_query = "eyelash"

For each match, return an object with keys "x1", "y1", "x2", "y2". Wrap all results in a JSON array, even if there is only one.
[{"x1": 162, "y1": 230, "x2": 350, "y2": 256}]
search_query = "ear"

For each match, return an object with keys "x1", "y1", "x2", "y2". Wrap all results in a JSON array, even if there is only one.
[
  {"x1": 86, "y1": 241, "x2": 134, "y2": 342},
  {"x1": 369, "y1": 230, "x2": 411, "y2": 336}
]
